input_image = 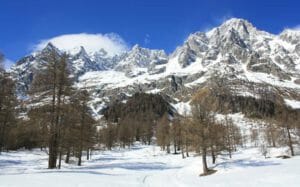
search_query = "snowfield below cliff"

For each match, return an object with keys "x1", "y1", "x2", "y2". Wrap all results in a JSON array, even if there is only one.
[{"x1": 0, "y1": 143, "x2": 299, "y2": 187}]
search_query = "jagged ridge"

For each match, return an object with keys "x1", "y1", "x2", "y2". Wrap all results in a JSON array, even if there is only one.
[{"x1": 10, "y1": 18, "x2": 300, "y2": 118}]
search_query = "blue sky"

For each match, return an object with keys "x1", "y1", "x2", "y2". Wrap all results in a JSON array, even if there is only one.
[{"x1": 1, "y1": 0, "x2": 300, "y2": 62}]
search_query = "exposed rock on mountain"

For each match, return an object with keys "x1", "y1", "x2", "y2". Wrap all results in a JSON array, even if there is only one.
[{"x1": 9, "y1": 18, "x2": 300, "y2": 118}]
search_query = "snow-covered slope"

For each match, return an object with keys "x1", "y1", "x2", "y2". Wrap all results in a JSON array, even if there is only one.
[
  {"x1": 0, "y1": 142, "x2": 299, "y2": 187},
  {"x1": 114, "y1": 44, "x2": 168, "y2": 77},
  {"x1": 10, "y1": 18, "x2": 300, "y2": 117}
]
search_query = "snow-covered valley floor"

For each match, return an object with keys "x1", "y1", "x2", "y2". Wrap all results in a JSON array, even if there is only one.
[{"x1": 0, "y1": 144, "x2": 299, "y2": 187}]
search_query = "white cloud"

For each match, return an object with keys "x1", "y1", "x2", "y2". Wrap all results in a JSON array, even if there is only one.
[
  {"x1": 3, "y1": 58, "x2": 14, "y2": 70},
  {"x1": 33, "y1": 33, "x2": 129, "y2": 56}
]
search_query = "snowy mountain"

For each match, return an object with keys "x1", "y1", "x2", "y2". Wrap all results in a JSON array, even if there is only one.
[{"x1": 10, "y1": 18, "x2": 300, "y2": 118}]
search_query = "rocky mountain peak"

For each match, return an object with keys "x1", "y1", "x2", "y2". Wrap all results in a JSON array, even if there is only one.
[
  {"x1": 132, "y1": 44, "x2": 142, "y2": 51},
  {"x1": 72, "y1": 46, "x2": 89, "y2": 59},
  {"x1": 222, "y1": 18, "x2": 253, "y2": 31},
  {"x1": 207, "y1": 18, "x2": 271, "y2": 43},
  {"x1": 279, "y1": 29, "x2": 300, "y2": 44},
  {"x1": 40, "y1": 42, "x2": 61, "y2": 56},
  {"x1": 10, "y1": 18, "x2": 300, "y2": 114},
  {"x1": 94, "y1": 48, "x2": 109, "y2": 57},
  {"x1": 114, "y1": 45, "x2": 168, "y2": 74}
]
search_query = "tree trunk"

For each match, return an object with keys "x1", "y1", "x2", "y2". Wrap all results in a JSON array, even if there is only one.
[
  {"x1": 270, "y1": 127, "x2": 276, "y2": 147},
  {"x1": 0, "y1": 122, "x2": 6, "y2": 154},
  {"x1": 48, "y1": 132, "x2": 58, "y2": 169},
  {"x1": 135, "y1": 128, "x2": 140, "y2": 141},
  {"x1": 271, "y1": 134, "x2": 276, "y2": 147},
  {"x1": 202, "y1": 147, "x2": 209, "y2": 175},
  {"x1": 86, "y1": 148, "x2": 90, "y2": 160},
  {"x1": 167, "y1": 145, "x2": 170, "y2": 154},
  {"x1": 212, "y1": 154, "x2": 216, "y2": 164},
  {"x1": 227, "y1": 126, "x2": 232, "y2": 159},
  {"x1": 58, "y1": 149, "x2": 62, "y2": 169},
  {"x1": 78, "y1": 124, "x2": 83, "y2": 166},
  {"x1": 229, "y1": 148, "x2": 232, "y2": 158},
  {"x1": 286, "y1": 125, "x2": 294, "y2": 156},
  {"x1": 174, "y1": 143, "x2": 177, "y2": 154},
  {"x1": 181, "y1": 145, "x2": 185, "y2": 159},
  {"x1": 78, "y1": 102, "x2": 85, "y2": 166},
  {"x1": 0, "y1": 111, "x2": 10, "y2": 154},
  {"x1": 54, "y1": 79, "x2": 63, "y2": 168},
  {"x1": 48, "y1": 60, "x2": 57, "y2": 169},
  {"x1": 228, "y1": 141, "x2": 232, "y2": 159},
  {"x1": 185, "y1": 142, "x2": 189, "y2": 157},
  {"x1": 65, "y1": 149, "x2": 70, "y2": 164},
  {"x1": 211, "y1": 146, "x2": 216, "y2": 164},
  {"x1": 78, "y1": 150, "x2": 82, "y2": 166}
]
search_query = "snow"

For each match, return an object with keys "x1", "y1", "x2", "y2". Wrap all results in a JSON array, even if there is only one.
[
  {"x1": 171, "y1": 101, "x2": 191, "y2": 115},
  {"x1": 76, "y1": 55, "x2": 210, "y2": 92},
  {"x1": 270, "y1": 37, "x2": 296, "y2": 52},
  {"x1": 235, "y1": 91, "x2": 260, "y2": 99},
  {"x1": 146, "y1": 88, "x2": 162, "y2": 94},
  {"x1": 33, "y1": 33, "x2": 129, "y2": 57},
  {"x1": 184, "y1": 75, "x2": 208, "y2": 87},
  {"x1": 77, "y1": 56, "x2": 207, "y2": 91},
  {"x1": 77, "y1": 70, "x2": 142, "y2": 90},
  {"x1": 165, "y1": 57, "x2": 207, "y2": 76},
  {"x1": 284, "y1": 99, "x2": 300, "y2": 109},
  {"x1": 0, "y1": 143, "x2": 300, "y2": 187},
  {"x1": 12, "y1": 18, "x2": 300, "y2": 107},
  {"x1": 241, "y1": 62, "x2": 300, "y2": 89}
]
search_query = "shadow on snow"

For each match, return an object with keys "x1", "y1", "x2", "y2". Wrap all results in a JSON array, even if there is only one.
[{"x1": 215, "y1": 159, "x2": 280, "y2": 169}]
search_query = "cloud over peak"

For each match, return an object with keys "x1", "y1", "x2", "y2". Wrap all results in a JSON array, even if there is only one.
[{"x1": 33, "y1": 33, "x2": 129, "y2": 56}]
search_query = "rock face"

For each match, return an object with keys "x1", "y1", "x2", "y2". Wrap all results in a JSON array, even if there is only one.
[
  {"x1": 115, "y1": 44, "x2": 168, "y2": 73},
  {"x1": 10, "y1": 18, "x2": 300, "y2": 118}
]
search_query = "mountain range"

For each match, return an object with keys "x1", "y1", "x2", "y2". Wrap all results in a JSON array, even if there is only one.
[{"x1": 9, "y1": 18, "x2": 300, "y2": 119}]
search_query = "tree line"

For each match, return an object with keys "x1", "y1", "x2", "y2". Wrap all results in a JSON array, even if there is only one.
[
  {"x1": 100, "y1": 92, "x2": 173, "y2": 148},
  {"x1": 0, "y1": 51, "x2": 96, "y2": 169},
  {"x1": 0, "y1": 51, "x2": 299, "y2": 175}
]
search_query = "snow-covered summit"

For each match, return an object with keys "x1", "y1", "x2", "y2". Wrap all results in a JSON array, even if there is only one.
[
  {"x1": 10, "y1": 18, "x2": 300, "y2": 117},
  {"x1": 114, "y1": 44, "x2": 168, "y2": 75},
  {"x1": 279, "y1": 29, "x2": 300, "y2": 44}
]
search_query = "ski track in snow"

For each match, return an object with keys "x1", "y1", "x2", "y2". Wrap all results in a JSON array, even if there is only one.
[{"x1": 0, "y1": 143, "x2": 300, "y2": 187}]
